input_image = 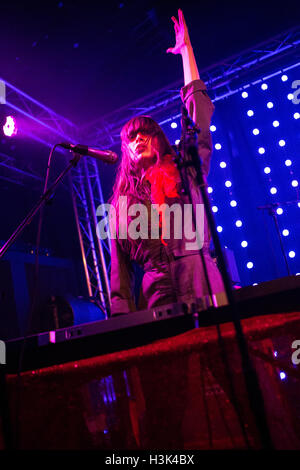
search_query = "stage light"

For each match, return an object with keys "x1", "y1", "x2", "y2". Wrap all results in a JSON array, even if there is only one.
[
  {"x1": 253, "y1": 283, "x2": 258, "y2": 286},
  {"x1": 289, "y1": 251, "x2": 296, "y2": 258},
  {"x1": 235, "y1": 220, "x2": 242, "y2": 227},
  {"x1": 292, "y1": 180, "x2": 299, "y2": 187},
  {"x1": 252, "y1": 128, "x2": 260, "y2": 135},
  {"x1": 272, "y1": 120, "x2": 279, "y2": 127},
  {"x1": 261, "y1": 83, "x2": 268, "y2": 90},
  {"x1": 247, "y1": 110, "x2": 254, "y2": 117},
  {"x1": 258, "y1": 147, "x2": 265, "y2": 154},
  {"x1": 281, "y1": 74, "x2": 288, "y2": 81},
  {"x1": 270, "y1": 187, "x2": 277, "y2": 194},
  {"x1": 171, "y1": 122, "x2": 177, "y2": 129},
  {"x1": 241, "y1": 91, "x2": 248, "y2": 98},
  {"x1": 274, "y1": 351, "x2": 278, "y2": 357},
  {"x1": 225, "y1": 180, "x2": 232, "y2": 187},
  {"x1": 247, "y1": 262, "x2": 253, "y2": 269},
  {"x1": 282, "y1": 229, "x2": 289, "y2": 236},
  {"x1": 287, "y1": 93, "x2": 294, "y2": 100},
  {"x1": 241, "y1": 241, "x2": 248, "y2": 247},
  {"x1": 207, "y1": 186, "x2": 213, "y2": 193},
  {"x1": 276, "y1": 208, "x2": 283, "y2": 215},
  {"x1": 217, "y1": 226, "x2": 223, "y2": 232},
  {"x1": 3, "y1": 116, "x2": 17, "y2": 137},
  {"x1": 267, "y1": 101, "x2": 274, "y2": 108},
  {"x1": 175, "y1": 139, "x2": 180, "y2": 145},
  {"x1": 230, "y1": 200, "x2": 237, "y2": 207},
  {"x1": 215, "y1": 143, "x2": 222, "y2": 150},
  {"x1": 298, "y1": 203, "x2": 300, "y2": 208},
  {"x1": 294, "y1": 112, "x2": 300, "y2": 119},
  {"x1": 212, "y1": 206, "x2": 218, "y2": 213},
  {"x1": 264, "y1": 167, "x2": 271, "y2": 174},
  {"x1": 220, "y1": 161, "x2": 226, "y2": 168},
  {"x1": 280, "y1": 372, "x2": 286, "y2": 380},
  {"x1": 278, "y1": 139, "x2": 285, "y2": 147},
  {"x1": 210, "y1": 125, "x2": 216, "y2": 132},
  {"x1": 285, "y1": 159, "x2": 292, "y2": 166}
]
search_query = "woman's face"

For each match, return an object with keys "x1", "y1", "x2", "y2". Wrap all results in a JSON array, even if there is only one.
[{"x1": 127, "y1": 132, "x2": 156, "y2": 162}]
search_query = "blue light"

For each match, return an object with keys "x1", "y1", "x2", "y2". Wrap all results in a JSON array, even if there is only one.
[
  {"x1": 217, "y1": 226, "x2": 223, "y2": 232},
  {"x1": 230, "y1": 200, "x2": 237, "y2": 207},
  {"x1": 289, "y1": 251, "x2": 296, "y2": 258},
  {"x1": 287, "y1": 93, "x2": 294, "y2": 100},
  {"x1": 267, "y1": 102, "x2": 274, "y2": 108},
  {"x1": 292, "y1": 180, "x2": 299, "y2": 187},
  {"x1": 270, "y1": 187, "x2": 277, "y2": 194},
  {"x1": 278, "y1": 139, "x2": 286, "y2": 147},
  {"x1": 241, "y1": 240, "x2": 248, "y2": 247},
  {"x1": 247, "y1": 262, "x2": 254, "y2": 269},
  {"x1": 294, "y1": 112, "x2": 300, "y2": 119},
  {"x1": 212, "y1": 206, "x2": 218, "y2": 213},
  {"x1": 276, "y1": 208, "x2": 283, "y2": 215},
  {"x1": 171, "y1": 122, "x2": 177, "y2": 129},
  {"x1": 241, "y1": 91, "x2": 248, "y2": 98},
  {"x1": 280, "y1": 372, "x2": 286, "y2": 380},
  {"x1": 272, "y1": 120, "x2": 279, "y2": 127},
  {"x1": 282, "y1": 229, "x2": 289, "y2": 236},
  {"x1": 281, "y1": 75, "x2": 288, "y2": 82},
  {"x1": 261, "y1": 83, "x2": 268, "y2": 90},
  {"x1": 285, "y1": 159, "x2": 292, "y2": 166},
  {"x1": 210, "y1": 125, "x2": 216, "y2": 132},
  {"x1": 225, "y1": 180, "x2": 232, "y2": 187},
  {"x1": 247, "y1": 110, "x2": 254, "y2": 117},
  {"x1": 220, "y1": 161, "x2": 227, "y2": 168},
  {"x1": 215, "y1": 143, "x2": 222, "y2": 150},
  {"x1": 258, "y1": 147, "x2": 265, "y2": 154},
  {"x1": 252, "y1": 128, "x2": 260, "y2": 135},
  {"x1": 264, "y1": 167, "x2": 271, "y2": 174},
  {"x1": 236, "y1": 220, "x2": 242, "y2": 227},
  {"x1": 274, "y1": 351, "x2": 278, "y2": 357}
]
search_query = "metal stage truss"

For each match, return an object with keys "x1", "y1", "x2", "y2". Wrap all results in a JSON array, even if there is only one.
[{"x1": 1, "y1": 25, "x2": 300, "y2": 316}]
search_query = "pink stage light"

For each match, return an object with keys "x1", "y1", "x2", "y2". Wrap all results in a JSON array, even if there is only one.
[{"x1": 3, "y1": 115, "x2": 17, "y2": 137}]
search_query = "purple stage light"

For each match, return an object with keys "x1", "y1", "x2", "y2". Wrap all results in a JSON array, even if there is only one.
[{"x1": 3, "y1": 116, "x2": 17, "y2": 137}]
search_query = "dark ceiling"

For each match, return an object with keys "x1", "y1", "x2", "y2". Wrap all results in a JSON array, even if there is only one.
[{"x1": 1, "y1": 0, "x2": 299, "y2": 126}]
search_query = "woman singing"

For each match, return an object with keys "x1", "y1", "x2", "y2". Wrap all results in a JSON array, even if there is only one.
[{"x1": 109, "y1": 9, "x2": 226, "y2": 315}]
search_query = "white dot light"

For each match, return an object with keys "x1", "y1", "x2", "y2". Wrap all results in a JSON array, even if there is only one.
[
  {"x1": 242, "y1": 91, "x2": 248, "y2": 98},
  {"x1": 273, "y1": 120, "x2": 279, "y2": 127},
  {"x1": 236, "y1": 220, "x2": 242, "y2": 227},
  {"x1": 210, "y1": 125, "x2": 216, "y2": 132},
  {"x1": 258, "y1": 147, "x2": 265, "y2": 154},
  {"x1": 225, "y1": 180, "x2": 232, "y2": 188},
  {"x1": 247, "y1": 262, "x2": 254, "y2": 269},
  {"x1": 264, "y1": 167, "x2": 271, "y2": 174},
  {"x1": 294, "y1": 112, "x2": 300, "y2": 119},
  {"x1": 175, "y1": 139, "x2": 180, "y2": 145},
  {"x1": 230, "y1": 200, "x2": 237, "y2": 207},
  {"x1": 270, "y1": 187, "x2": 277, "y2": 194},
  {"x1": 287, "y1": 93, "x2": 294, "y2": 100},
  {"x1": 282, "y1": 229, "x2": 289, "y2": 236},
  {"x1": 285, "y1": 159, "x2": 292, "y2": 166},
  {"x1": 267, "y1": 101, "x2": 274, "y2": 108},
  {"x1": 298, "y1": 203, "x2": 300, "y2": 208},
  {"x1": 207, "y1": 186, "x2": 213, "y2": 193},
  {"x1": 276, "y1": 208, "x2": 283, "y2": 215},
  {"x1": 212, "y1": 206, "x2": 218, "y2": 213},
  {"x1": 217, "y1": 226, "x2": 223, "y2": 232},
  {"x1": 261, "y1": 83, "x2": 268, "y2": 90},
  {"x1": 281, "y1": 75, "x2": 288, "y2": 82},
  {"x1": 279, "y1": 139, "x2": 286, "y2": 147},
  {"x1": 247, "y1": 110, "x2": 254, "y2": 117},
  {"x1": 252, "y1": 128, "x2": 260, "y2": 135},
  {"x1": 220, "y1": 161, "x2": 227, "y2": 168},
  {"x1": 171, "y1": 122, "x2": 177, "y2": 129},
  {"x1": 280, "y1": 372, "x2": 286, "y2": 380},
  {"x1": 292, "y1": 180, "x2": 299, "y2": 187},
  {"x1": 241, "y1": 240, "x2": 248, "y2": 247},
  {"x1": 215, "y1": 143, "x2": 222, "y2": 150},
  {"x1": 289, "y1": 251, "x2": 296, "y2": 258}
]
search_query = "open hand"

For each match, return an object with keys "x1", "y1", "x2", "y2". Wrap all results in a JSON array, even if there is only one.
[{"x1": 166, "y1": 9, "x2": 191, "y2": 55}]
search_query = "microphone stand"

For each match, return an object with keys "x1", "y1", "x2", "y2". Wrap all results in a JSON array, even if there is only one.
[
  {"x1": 0, "y1": 151, "x2": 82, "y2": 449},
  {"x1": 175, "y1": 105, "x2": 273, "y2": 449}
]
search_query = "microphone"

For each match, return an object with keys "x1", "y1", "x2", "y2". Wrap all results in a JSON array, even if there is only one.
[{"x1": 59, "y1": 142, "x2": 118, "y2": 164}]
